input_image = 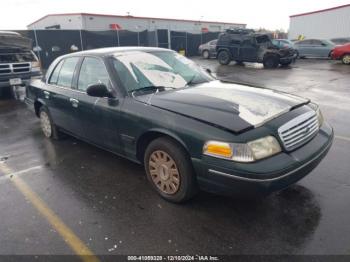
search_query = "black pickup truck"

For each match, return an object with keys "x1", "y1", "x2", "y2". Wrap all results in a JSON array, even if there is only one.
[{"x1": 0, "y1": 31, "x2": 42, "y2": 96}]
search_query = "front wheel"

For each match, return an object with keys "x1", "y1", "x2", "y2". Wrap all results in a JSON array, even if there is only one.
[
  {"x1": 263, "y1": 55, "x2": 279, "y2": 69},
  {"x1": 144, "y1": 137, "x2": 198, "y2": 203},
  {"x1": 341, "y1": 54, "x2": 350, "y2": 64},
  {"x1": 217, "y1": 50, "x2": 231, "y2": 65}
]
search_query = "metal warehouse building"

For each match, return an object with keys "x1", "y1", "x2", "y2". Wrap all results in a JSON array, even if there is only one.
[
  {"x1": 27, "y1": 13, "x2": 246, "y2": 33},
  {"x1": 289, "y1": 4, "x2": 350, "y2": 40}
]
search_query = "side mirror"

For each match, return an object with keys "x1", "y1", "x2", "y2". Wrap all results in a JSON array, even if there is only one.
[
  {"x1": 86, "y1": 83, "x2": 114, "y2": 98},
  {"x1": 205, "y1": 68, "x2": 217, "y2": 79}
]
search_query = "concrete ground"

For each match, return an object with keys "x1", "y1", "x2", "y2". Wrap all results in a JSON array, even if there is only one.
[{"x1": 0, "y1": 58, "x2": 349, "y2": 258}]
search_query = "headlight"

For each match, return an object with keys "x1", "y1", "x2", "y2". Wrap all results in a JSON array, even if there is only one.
[
  {"x1": 309, "y1": 103, "x2": 324, "y2": 127},
  {"x1": 203, "y1": 136, "x2": 281, "y2": 163},
  {"x1": 31, "y1": 61, "x2": 41, "y2": 72}
]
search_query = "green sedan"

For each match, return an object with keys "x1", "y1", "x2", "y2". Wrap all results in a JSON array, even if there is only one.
[{"x1": 25, "y1": 47, "x2": 334, "y2": 203}]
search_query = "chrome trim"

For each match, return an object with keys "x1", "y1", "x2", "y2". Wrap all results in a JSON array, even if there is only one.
[
  {"x1": 0, "y1": 62, "x2": 31, "y2": 75},
  {"x1": 208, "y1": 135, "x2": 332, "y2": 183},
  {"x1": 278, "y1": 111, "x2": 319, "y2": 150}
]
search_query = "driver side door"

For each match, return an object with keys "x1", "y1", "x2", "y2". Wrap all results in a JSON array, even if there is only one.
[{"x1": 72, "y1": 56, "x2": 122, "y2": 152}]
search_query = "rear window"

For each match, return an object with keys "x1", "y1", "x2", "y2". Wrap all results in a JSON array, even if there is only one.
[
  {"x1": 56, "y1": 57, "x2": 80, "y2": 88},
  {"x1": 0, "y1": 51, "x2": 36, "y2": 63}
]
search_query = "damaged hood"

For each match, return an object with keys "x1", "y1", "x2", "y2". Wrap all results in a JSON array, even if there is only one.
[
  {"x1": 135, "y1": 81, "x2": 309, "y2": 133},
  {"x1": 0, "y1": 33, "x2": 32, "y2": 50}
]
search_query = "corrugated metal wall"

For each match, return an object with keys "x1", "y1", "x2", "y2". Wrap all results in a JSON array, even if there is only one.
[{"x1": 289, "y1": 6, "x2": 350, "y2": 40}]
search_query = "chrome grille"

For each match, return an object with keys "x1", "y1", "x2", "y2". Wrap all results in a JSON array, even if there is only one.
[
  {"x1": 0, "y1": 62, "x2": 31, "y2": 75},
  {"x1": 278, "y1": 111, "x2": 319, "y2": 151},
  {"x1": 0, "y1": 64, "x2": 11, "y2": 74}
]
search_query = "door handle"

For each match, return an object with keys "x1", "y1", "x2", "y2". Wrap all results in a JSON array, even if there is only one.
[
  {"x1": 43, "y1": 91, "x2": 50, "y2": 99},
  {"x1": 69, "y1": 98, "x2": 79, "y2": 108}
]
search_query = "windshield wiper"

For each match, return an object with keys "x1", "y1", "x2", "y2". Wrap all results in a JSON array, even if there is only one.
[
  {"x1": 186, "y1": 75, "x2": 197, "y2": 87},
  {"x1": 130, "y1": 85, "x2": 177, "y2": 97}
]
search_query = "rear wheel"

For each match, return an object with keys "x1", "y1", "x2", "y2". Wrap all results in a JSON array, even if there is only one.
[
  {"x1": 217, "y1": 50, "x2": 231, "y2": 65},
  {"x1": 202, "y1": 50, "x2": 210, "y2": 59},
  {"x1": 263, "y1": 55, "x2": 279, "y2": 69},
  {"x1": 341, "y1": 54, "x2": 350, "y2": 65},
  {"x1": 39, "y1": 106, "x2": 61, "y2": 139},
  {"x1": 144, "y1": 137, "x2": 197, "y2": 203}
]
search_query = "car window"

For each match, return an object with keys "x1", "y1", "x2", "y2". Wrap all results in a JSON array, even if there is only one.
[
  {"x1": 112, "y1": 51, "x2": 213, "y2": 92},
  {"x1": 209, "y1": 40, "x2": 217, "y2": 45},
  {"x1": 311, "y1": 40, "x2": 322, "y2": 45},
  {"x1": 78, "y1": 57, "x2": 110, "y2": 91},
  {"x1": 56, "y1": 57, "x2": 79, "y2": 88},
  {"x1": 48, "y1": 60, "x2": 64, "y2": 85},
  {"x1": 297, "y1": 40, "x2": 312, "y2": 45}
]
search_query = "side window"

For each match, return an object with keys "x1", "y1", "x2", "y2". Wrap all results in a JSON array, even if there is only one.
[
  {"x1": 56, "y1": 57, "x2": 80, "y2": 88},
  {"x1": 300, "y1": 40, "x2": 312, "y2": 45},
  {"x1": 48, "y1": 60, "x2": 64, "y2": 85},
  {"x1": 311, "y1": 40, "x2": 322, "y2": 46},
  {"x1": 78, "y1": 57, "x2": 110, "y2": 92}
]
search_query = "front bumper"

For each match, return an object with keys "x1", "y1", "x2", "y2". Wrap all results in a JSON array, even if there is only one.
[
  {"x1": 0, "y1": 72, "x2": 42, "y2": 89},
  {"x1": 280, "y1": 53, "x2": 297, "y2": 63},
  {"x1": 192, "y1": 122, "x2": 333, "y2": 197}
]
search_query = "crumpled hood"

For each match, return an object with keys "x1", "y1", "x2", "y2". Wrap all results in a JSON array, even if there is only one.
[
  {"x1": 0, "y1": 34, "x2": 32, "y2": 50},
  {"x1": 136, "y1": 81, "x2": 309, "y2": 133}
]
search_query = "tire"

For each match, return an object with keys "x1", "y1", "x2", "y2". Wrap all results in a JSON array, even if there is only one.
[
  {"x1": 144, "y1": 137, "x2": 198, "y2": 203},
  {"x1": 202, "y1": 50, "x2": 210, "y2": 59},
  {"x1": 39, "y1": 106, "x2": 61, "y2": 139},
  {"x1": 341, "y1": 54, "x2": 350, "y2": 65},
  {"x1": 263, "y1": 55, "x2": 279, "y2": 69},
  {"x1": 295, "y1": 50, "x2": 299, "y2": 59},
  {"x1": 217, "y1": 50, "x2": 231, "y2": 65}
]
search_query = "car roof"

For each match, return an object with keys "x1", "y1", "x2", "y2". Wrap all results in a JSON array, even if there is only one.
[{"x1": 62, "y1": 46, "x2": 174, "y2": 58}]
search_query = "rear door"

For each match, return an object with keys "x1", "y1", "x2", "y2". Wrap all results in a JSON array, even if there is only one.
[
  {"x1": 71, "y1": 56, "x2": 122, "y2": 152},
  {"x1": 45, "y1": 57, "x2": 81, "y2": 133}
]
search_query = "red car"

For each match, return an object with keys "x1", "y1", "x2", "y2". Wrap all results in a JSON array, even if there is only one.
[{"x1": 330, "y1": 43, "x2": 350, "y2": 64}]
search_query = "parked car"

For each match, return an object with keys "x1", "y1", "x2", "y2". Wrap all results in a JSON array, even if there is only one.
[
  {"x1": 294, "y1": 39, "x2": 335, "y2": 58},
  {"x1": 330, "y1": 43, "x2": 350, "y2": 64},
  {"x1": 25, "y1": 47, "x2": 333, "y2": 203},
  {"x1": 0, "y1": 31, "x2": 42, "y2": 96},
  {"x1": 216, "y1": 29, "x2": 297, "y2": 68},
  {"x1": 272, "y1": 39, "x2": 294, "y2": 49},
  {"x1": 198, "y1": 40, "x2": 217, "y2": 59},
  {"x1": 330, "y1": 37, "x2": 350, "y2": 45}
]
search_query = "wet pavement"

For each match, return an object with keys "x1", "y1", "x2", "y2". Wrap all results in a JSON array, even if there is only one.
[{"x1": 0, "y1": 59, "x2": 350, "y2": 257}]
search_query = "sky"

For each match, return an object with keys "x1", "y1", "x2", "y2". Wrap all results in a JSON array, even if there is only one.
[{"x1": 1, "y1": 0, "x2": 350, "y2": 31}]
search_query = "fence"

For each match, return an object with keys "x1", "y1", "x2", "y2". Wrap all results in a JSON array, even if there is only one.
[{"x1": 14, "y1": 30, "x2": 220, "y2": 69}]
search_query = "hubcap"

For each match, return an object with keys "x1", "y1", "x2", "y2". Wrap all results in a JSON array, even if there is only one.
[
  {"x1": 40, "y1": 111, "x2": 52, "y2": 138},
  {"x1": 343, "y1": 55, "x2": 350, "y2": 64},
  {"x1": 203, "y1": 51, "x2": 209, "y2": 58},
  {"x1": 149, "y1": 150, "x2": 180, "y2": 195}
]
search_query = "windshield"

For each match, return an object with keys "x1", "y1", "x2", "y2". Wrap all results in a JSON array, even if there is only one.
[{"x1": 112, "y1": 51, "x2": 214, "y2": 93}]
